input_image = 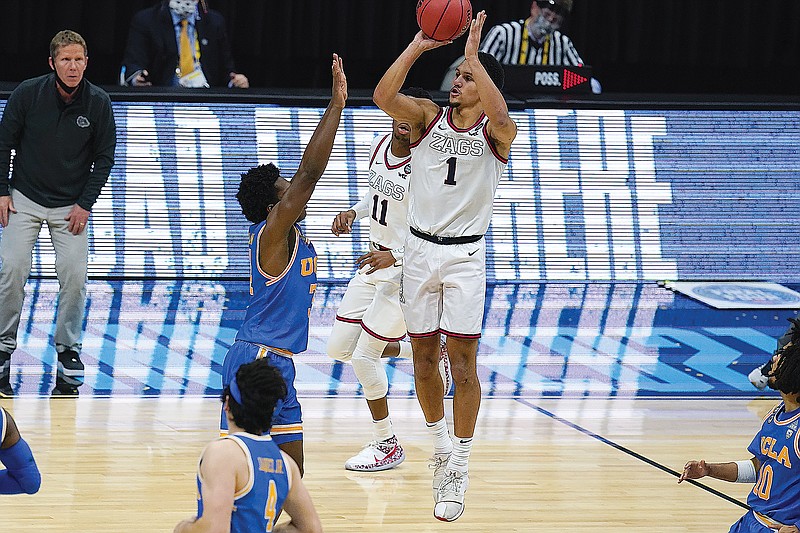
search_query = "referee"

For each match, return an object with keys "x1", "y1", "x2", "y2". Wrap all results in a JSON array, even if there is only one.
[{"x1": 440, "y1": 0, "x2": 596, "y2": 91}]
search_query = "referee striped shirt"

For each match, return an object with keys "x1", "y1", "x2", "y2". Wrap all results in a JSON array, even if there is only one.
[{"x1": 480, "y1": 18, "x2": 584, "y2": 66}]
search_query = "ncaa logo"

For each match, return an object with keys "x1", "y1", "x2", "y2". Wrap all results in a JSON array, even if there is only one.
[
  {"x1": 76, "y1": 116, "x2": 90, "y2": 128},
  {"x1": 693, "y1": 284, "x2": 800, "y2": 306}
]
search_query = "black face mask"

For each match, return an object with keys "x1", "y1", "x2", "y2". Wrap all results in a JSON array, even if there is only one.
[{"x1": 53, "y1": 69, "x2": 81, "y2": 95}]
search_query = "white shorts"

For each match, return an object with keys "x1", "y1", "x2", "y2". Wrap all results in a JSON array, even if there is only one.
[
  {"x1": 336, "y1": 261, "x2": 406, "y2": 341},
  {"x1": 400, "y1": 233, "x2": 485, "y2": 337}
]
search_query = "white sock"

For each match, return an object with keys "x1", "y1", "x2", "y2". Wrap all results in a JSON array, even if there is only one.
[
  {"x1": 426, "y1": 417, "x2": 453, "y2": 455},
  {"x1": 449, "y1": 436, "x2": 472, "y2": 474},
  {"x1": 373, "y1": 416, "x2": 394, "y2": 441},
  {"x1": 396, "y1": 341, "x2": 413, "y2": 359}
]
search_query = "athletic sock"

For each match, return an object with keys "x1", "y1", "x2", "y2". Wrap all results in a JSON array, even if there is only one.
[
  {"x1": 449, "y1": 436, "x2": 473, "y2": 474},
  {"x1": 427, "y1": 417, "x2": 453, "y2": 455},
  {"x1": 373, "y1": 416, "x2": 394, "y2": 441}
]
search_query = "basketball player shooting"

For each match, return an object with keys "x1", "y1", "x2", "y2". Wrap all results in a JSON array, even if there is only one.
[{"x1": 373, "y1": 10, "x2": 517, "y2": 522}]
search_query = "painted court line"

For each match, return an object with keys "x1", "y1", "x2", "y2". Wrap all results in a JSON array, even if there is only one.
[{"x1": 517, "y1": 398, "x2": 750, "y2": 511}]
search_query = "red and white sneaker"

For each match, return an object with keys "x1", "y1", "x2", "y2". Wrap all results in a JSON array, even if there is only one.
[
  {"x1": 344, "y1": 436, "x2": 405, "y2": 472},
  {"x1": 439, "y1": 337, "x2": 453, "y2": 397}
]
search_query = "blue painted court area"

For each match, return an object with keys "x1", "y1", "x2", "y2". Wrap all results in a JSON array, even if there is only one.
[{"x1": 5, "y1": 280, "x2": 796, "y2": 398}]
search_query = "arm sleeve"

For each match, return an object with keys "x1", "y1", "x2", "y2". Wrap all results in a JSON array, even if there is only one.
[
  {"x1": 479, "y1": 24, "x2": 509, "y2": 63},
  {"x1": 561, "y1": 35, "x2": 585, "y2": 66},
  {"x1": 77, "y1": 99, "x2": 116, "y2": 211},
  {"x1": 0, "y1": 88, "x2": 27, "y2": 196},
  {"x1": 350, "y1": 189, "x2": 370, "y2": 221},
  {"x1": 121, "y1": 12, "x2": 153, "y2": 83}
]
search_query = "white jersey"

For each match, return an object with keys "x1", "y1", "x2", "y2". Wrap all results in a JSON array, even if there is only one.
[
  {"x1": 408, "y1": 106, "x2": 507, "y2": 237},
  {"x1": 351, "y1": 134, "x2": 411, "y2": 250}
]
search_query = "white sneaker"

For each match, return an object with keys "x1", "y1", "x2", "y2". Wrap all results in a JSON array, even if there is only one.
[
  {"x1": 429, "y1": 452, "x2": 451, "y2": 501},
  {"x1": 434, "y1": 469, "x2": 469, "y2": 522},
  {"x1": 344, "y1": 436, "x2": 405, "y2": 472},
  {"x1": 438, "y1": 337, "x2": 453, "y2": 397},
  {"x1": 748, "y1": 365, "x2": 770, "y2": 390}
]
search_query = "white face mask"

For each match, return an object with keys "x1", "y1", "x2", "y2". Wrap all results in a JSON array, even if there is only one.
[
  {"x1": 529, "y1": 14, "x2": 556, "y2": 41},
  {"x1": 169, "y1": 0, "x2": 198, "y2": 19}
]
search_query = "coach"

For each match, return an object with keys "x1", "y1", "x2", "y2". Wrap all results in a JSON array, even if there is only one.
[{"x1": 0, "y1": 30, "x2": 116, "y2": 397}]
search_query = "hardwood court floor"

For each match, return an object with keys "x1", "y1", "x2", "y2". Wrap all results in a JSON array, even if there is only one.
[{"x1": 0, "y1": 396, "x2": 773, "y2": 532}]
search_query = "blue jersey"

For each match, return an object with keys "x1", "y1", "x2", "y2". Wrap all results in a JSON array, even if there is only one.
[
  {"x1": 746, "y1": 402, "x2": 800, "y2": 528},
  {"x1": 197, "y1": 434, "x2": 291, "y2": 533},
  {"x1": 236, "y1": 222, "x2": 317, "y2": 354}
]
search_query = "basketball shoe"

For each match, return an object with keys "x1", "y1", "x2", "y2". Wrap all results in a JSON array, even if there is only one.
[
  {"x1": 52, "y1": 350, "x2": 84, "y2": 396},
  {"x1": 429, "y1": 451, "x2": 451, "y2": 501},
  {"x1": 0, "y1": 351, "x2": 12, "y2": 397},
  {"x1": 344, "y1": 435, "x2": 405, "y2": 472},
  {"x1": 438, "y1": 337, "x2": 453, "y2": 397},
  {"x1": 748, "y1": 361, "x2": 772, "y2": 390},
  {"x1": 434, "y1": 469, "x2": 469, "y2": 522}
]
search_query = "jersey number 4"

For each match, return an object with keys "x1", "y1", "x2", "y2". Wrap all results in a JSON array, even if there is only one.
[{"x1": 264, "y1": 479, "x2": 278, "y2": 531}]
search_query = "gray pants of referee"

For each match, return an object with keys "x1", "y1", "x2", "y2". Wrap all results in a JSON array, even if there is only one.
[{"x1": 0, "y1": 190, "x2": 88, "y2": 355}]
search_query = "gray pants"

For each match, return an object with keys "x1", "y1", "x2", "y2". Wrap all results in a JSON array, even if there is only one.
[{"x1": 0, "y1": 190, "x2": 88, "y2": 354}]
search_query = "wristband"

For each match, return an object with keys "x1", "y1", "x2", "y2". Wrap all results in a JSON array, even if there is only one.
[{"x1": 735, "y1": 460, "x2": 757, "y2": 483}]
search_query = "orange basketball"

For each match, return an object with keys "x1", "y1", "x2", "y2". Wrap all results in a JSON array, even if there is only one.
[{"x1": 416, "y1": 0, "x2": 472, "y2": 42}]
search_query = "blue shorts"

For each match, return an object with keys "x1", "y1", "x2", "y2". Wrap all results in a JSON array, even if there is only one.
[
  {"x1": 220, "y1": 340, "x2": 302, "y2": 445},
  {"x1": 729, "y1": 511, "x2": 774, "y2": 533}
]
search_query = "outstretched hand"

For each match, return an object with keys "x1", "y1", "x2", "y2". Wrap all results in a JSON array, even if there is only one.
[
  {"x1": 464, "y1": 10, "x2": 487, "y2": 59},
  {"x1": 412, "y1": 31, "x2": 451, "y2": 52},
  {"x1": 331, "y1": 209, "x2": 356, "y2": 236},
  {"x1": 678, "y1": 460, "x2": 710, "y2": 483},
  {"x1": 331, "y1": 53, "x2": 348, "y2": 108}
]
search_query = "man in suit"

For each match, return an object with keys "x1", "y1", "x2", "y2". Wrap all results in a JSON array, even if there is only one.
[{"x1": 121, "y1": 0, "x2": 248, "y2": 88}]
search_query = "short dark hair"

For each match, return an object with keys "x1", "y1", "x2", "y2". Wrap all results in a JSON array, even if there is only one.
[
  {"x1": 771, "y1": 318, "x2": 800, "y2": 395},
  {"x1": 222, "y1": 358, "x2": 287, "y2": 435},
  {"x1": 50, "y1": 30, "x2": 87, "y2": 59},
  {"x1": 401, "y1": 86, "x2": 433, "y2": 101},
  {"x1": 478, "y1": 52, "x2": 504, "y2": 90},
  {"x1": 236, "y1": 163, "x2": 281, "y2": 224}
]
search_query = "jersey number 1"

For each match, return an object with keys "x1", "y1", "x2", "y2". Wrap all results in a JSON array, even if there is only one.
[
  {"x1": 371, "y1": 194, "x2": 388, "y2": 226},
  {"x1": 444, "y1": 157, "x2": 457, "y2": 186}
]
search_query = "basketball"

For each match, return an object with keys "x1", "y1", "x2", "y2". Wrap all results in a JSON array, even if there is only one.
[{"x1": 416, "y1": 0, "x2": 472, "y2": 42}]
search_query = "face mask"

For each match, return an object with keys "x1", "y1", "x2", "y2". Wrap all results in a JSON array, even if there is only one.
[
  {"x1": 169, "y1": 0, "x2": 198, "y2": 19},
  {"x1": 529, "y1": 14, "x2": 556, "y2": 41}
]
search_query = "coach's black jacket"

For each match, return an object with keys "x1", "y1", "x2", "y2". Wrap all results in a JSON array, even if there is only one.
[
  {"x1": 122, "y1": 2, "x2": 238, "y2": 88},
  {"x1": 0, "y1": 73, "x2": 116, "y2": 211}
]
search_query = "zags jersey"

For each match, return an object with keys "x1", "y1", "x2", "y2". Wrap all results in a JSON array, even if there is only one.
[
  {"x1": 408, "y1": 106, "x2": 507, "y2": 237},
  {"x1": 236, "y1": 223, "x2": 317, "y2": 354},
  {"x1": 362, "y1": 134, "x2": 411, "y2": 249},
  {"x1": 746, "y1": 402, "x2": 800, "y2": 527}
]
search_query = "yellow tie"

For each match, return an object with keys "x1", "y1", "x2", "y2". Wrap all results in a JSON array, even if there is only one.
[{"x1": 179, "y1": 19, "x2": 193, "y2": 77}]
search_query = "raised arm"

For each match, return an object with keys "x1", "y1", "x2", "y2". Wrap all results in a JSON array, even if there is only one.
[
  {"x1": 373, "y1": 33, "x2": 444, "y2": 134},
  {"x1": 464, "y1": 12, "x2": 516, "y2": 151},
  {"x1": 264, "y1": 53, "x2": 347, "y2": 242}
]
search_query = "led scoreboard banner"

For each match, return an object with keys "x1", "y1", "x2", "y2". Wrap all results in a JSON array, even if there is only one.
[{"x1": 1, "y1": 100, "x2": 799, "y2": 283}]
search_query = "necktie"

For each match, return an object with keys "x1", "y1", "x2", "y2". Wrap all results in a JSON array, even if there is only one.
[{"x1": 179, "y1": 19, "x2": 193, "y2": 77}]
